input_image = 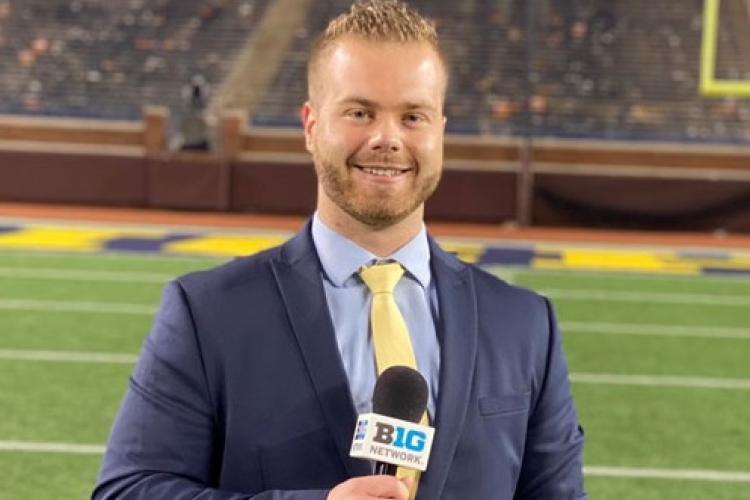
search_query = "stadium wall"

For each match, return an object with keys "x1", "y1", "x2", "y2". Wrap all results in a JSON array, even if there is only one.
[{"x1": 1, "y1": 113, "x2": 749, "y2": 232}]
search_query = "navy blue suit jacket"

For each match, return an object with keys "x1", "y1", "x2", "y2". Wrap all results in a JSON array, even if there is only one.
[{"x1": 93, "y1": 223, "x2": 586, "y2": 499}]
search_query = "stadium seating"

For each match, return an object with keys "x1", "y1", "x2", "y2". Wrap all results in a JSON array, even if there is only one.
[
  {"x1": 1, "y1": 0, "x2": 749, "y2": 142},
  {"x1": 0, "y1": 0, "x2": 269, "y2": 119}
]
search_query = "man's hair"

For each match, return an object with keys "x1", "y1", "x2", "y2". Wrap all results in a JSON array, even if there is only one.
[{"x1": 307, "y1": 0, "x2": 447, "y2": 102}]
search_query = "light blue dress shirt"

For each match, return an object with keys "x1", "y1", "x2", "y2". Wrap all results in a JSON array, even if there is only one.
[{"x1": 311, "y1": 213, "x2": 440, "y2": 419}]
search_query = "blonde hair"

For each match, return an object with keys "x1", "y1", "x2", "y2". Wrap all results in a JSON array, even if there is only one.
[{"x1": 307, "y1": 0, "x2": 446, "y2": 101}]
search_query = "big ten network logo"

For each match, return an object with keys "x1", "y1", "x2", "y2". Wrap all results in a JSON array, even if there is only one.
[
  {"x1": 350, "y1": 413, "x2": 434, "y2": 471},
  {"x1": 372, "y1": 422, "x2": 426, "y2": 452}
]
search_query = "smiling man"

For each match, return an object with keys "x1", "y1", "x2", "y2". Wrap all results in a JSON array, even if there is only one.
[
  {"x1": 93, "y1": 2, "x2": 587, "y2": 500},
  {"x1": 304, "y1": 32, "x2": 445, "y2": 244}
]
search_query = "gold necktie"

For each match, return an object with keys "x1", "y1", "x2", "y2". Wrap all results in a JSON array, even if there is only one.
[{"x1": 359, "y1": 262, "x2": 427, "y2": 500}]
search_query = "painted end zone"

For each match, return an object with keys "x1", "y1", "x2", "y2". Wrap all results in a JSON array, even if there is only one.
[{"x1": 1, "y1": 223, "x2": 750, "y2": 276}]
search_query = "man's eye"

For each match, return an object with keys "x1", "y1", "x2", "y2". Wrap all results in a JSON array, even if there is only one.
[
  {"x1": 348, "y1": 109, "x2": 370, "y2": 120},
  {"x1": 405, "y1": 113, "x2": 426, "y2": 124}
]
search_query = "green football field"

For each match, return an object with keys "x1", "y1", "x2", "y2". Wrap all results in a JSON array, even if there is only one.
[{"x1": 1, "y1": 248, "x2": 749, "y2": 499}]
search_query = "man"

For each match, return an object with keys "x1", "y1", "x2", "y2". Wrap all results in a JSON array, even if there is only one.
[{"x1": 93, "y1": 1, "x2": 587, "y2": 499}]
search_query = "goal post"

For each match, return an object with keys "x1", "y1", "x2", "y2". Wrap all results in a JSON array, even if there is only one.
[{"x1": 700, "y1": 0, "x2": 750, "y2": 96}]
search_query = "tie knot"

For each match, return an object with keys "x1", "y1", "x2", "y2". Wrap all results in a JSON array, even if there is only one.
[{"x1": 359, "y1": 262, "x2": 404, "y2": 294}]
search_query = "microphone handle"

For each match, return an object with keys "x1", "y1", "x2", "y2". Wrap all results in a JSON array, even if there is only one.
[{"x1": 374, "y1": 461, "x2": 398, "y2": 475}]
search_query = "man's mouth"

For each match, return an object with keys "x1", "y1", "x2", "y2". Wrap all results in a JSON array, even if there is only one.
[{"x1": 353, "y1": 164, "x2": 412, "y2": 177}]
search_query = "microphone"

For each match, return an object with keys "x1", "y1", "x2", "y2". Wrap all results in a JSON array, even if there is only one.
[
  {"x1": 372, "y1": 366, "x2": 429, "y2": 475},
  {"x1": 349, "y1": 366, "x2": 435, "y2": 474}
]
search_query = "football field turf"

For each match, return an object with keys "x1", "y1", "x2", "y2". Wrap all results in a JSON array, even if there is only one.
[{"x1": 1, "y1": 243, "x2": 749, "y2": 499}]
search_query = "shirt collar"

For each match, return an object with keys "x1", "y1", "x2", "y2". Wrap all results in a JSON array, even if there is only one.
[{"x1": 311, "y1": 212, "x2": 431, "y2": 288}]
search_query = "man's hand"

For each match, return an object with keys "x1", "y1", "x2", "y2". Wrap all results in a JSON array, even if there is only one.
[{"x1": 327, "y1": 475, "x2": 413, "y2": 499}]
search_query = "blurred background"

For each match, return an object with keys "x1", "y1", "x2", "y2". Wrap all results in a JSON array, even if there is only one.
[
  {"x1": 0, "y1": 0, "x2": 749, "y2": 230},
  {"x1": 0, "y1": 0, "x2": 749, "y2": 499}
]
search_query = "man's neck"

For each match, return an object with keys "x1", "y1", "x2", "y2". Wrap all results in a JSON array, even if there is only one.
[{"x1": 317, "y1": 202, "x2": 424, "y2": 258}]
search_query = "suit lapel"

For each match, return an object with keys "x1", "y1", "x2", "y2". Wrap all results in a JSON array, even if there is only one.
[
  {"x1": 418, "y1": 239, "x2": 478, "y2": 500},
  {"x1": 271, "y1": 223, "x2": 372, "y2": 478}
]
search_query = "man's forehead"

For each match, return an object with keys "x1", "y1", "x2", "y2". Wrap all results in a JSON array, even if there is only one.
[
  {"x1": 317, "y1": 37, "x2": 446, "y2": 92},
  {"x1": 324, "y1": 36, "x2": 442, "y2": 67}
]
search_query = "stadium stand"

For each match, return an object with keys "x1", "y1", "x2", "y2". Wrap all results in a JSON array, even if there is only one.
[
  {"x1": 0, "y1": 0, "x2": 269, "y2": 120},
  {"x1": 1, "y1": 0, "x2": 750, "y2": 142},
  {"x1": 253, "y1": 0, "x2": 750, "y2": 143}
]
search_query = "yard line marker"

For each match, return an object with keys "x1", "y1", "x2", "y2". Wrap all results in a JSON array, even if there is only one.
[
  {"x1": 0, "y1": 299, "x2": 155, "y2": 315},
  {"x1": 562, "y1": 321, "x2": 750, "y2": 340},
  {"x1": 542, "y1": 288, "x2": 750, "y2": 306},
  {"x1": 571, "y1": 372, "x2": 750, "y2": 390},
  {"x1": 584, "y1": 465, "x2": 750, "y2": 482},
  {"x1": 523, "y1": 268, "x2": 750, "y2": 283},
  {"x1": 0, "y1": 441, "x2": 105, "y2": 455},
  {"x1": 0, "y1": 349, "x2": 137, "y2": 364},
  {"x1": 0, "y1": 267, "x2": 173, "y2": 283},
  {"x1": 3, "y1": 438, "x2": 750, "y2": 485}
]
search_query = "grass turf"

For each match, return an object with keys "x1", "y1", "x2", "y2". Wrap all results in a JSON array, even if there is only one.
[
  {"x1": 584, "y1": 476, "x2": 750, "y2": 500},
  {"x1": 0, "y1": 452, "x2": 104, "y2": 500},
  {"x1": 2, "y1": 249, "x2": 749, "y2": 499}
]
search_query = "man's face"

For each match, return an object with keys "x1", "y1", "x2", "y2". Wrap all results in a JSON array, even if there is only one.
[{"x1": 303, "y1": 36, "x2": 447, "y2": 229}]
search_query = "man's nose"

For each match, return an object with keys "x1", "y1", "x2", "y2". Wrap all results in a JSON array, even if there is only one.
[{"x1": 368, "y1": 118, "x2": 402, "y2": 153}]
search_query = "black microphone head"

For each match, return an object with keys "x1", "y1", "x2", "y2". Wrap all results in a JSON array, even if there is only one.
[{"x1": 372, "y1": 366, "x2": 428, "y2": 423}]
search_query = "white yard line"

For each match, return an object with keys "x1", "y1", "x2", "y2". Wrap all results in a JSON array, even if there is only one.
[
  {"x1": 2, "y1": 289, "x2": 747, "y2": 320},
  {"x1": 520, "y1": 268, "x2": 750, "y2": 283},
  {"x1": 584, "y1": 465, "x2": 750, "y2": 483},
  {"x1": 542, "y1": 288, "x2": 750, "y2": 306},
  {"x1": 0, "y1": 440, "x2": 105, "y2": 455},
  {"x1": 0, "y1": 349, "x2": 137, "y2": 364},
  {"x1": 571, "y1": 372, "x2": 750, "y2": 390},
  {"x1": 561, "y1": 321, "x2": 750, "y2": 340},
  {"x1": 3, "y1": 348, "x2": 750, "y2": 394},
  {"x1": 0, "y1": 299, "x2": 155, "y2": 315},
  {"x1": 0, "y1": 267, "x2": 172, "y2": 283},
  {"x1": 2, "y1": 439, "x2": 749, "y2": 484},
  {"x1": 3, "y1": 264, "x2": 749, "y2": 305}
]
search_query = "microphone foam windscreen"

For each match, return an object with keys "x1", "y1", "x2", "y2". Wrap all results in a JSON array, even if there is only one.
[{"x1": 372, "y1": 366, "x2": 428, "y2": 423}]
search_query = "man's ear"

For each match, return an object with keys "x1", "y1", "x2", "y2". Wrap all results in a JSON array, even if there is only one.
[{"x1": 301, "y1": 102, "x2": 316, "y2": 153}]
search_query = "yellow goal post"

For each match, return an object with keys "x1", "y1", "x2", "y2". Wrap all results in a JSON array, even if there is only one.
[{"x1": 700, "y1": 0, "x2": 750, "y2": 96}]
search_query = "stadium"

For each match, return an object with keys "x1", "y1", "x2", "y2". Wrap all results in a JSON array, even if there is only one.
[{"x1": 0, "y1": 0, "x2": 749, "y2": 498}]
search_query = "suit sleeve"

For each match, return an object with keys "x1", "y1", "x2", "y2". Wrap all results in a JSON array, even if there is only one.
[
  {"x1": 514, "y1": 297, "x2": 588, "y2": 500},
  {"x1": 92, "y1": 281, "x2": 329, "y2": 500}
]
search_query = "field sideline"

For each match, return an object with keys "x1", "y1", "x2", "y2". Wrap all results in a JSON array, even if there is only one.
[{"x1": 1, "y1": 206, "x2": 749, "y2": 499}]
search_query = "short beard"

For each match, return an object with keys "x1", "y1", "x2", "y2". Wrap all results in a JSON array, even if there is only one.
[{"x1": 313, "y1": 151, "x2": 440, "y2": 229}]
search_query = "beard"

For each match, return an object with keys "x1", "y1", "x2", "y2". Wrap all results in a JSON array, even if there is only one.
[{"x1": 313, "y1": 148, "x2": 441, "y2": 229}]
